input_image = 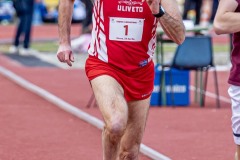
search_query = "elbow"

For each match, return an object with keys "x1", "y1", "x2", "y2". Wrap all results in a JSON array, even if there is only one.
[
  {"x1": 175, "y1": 35, "x2": 185, "y2": 45},
  {"x1": 213, "y1": 24, "x2": 224, "y2": 35},
  {"x1": 213, "y1": 21, "x2": 228, "y2": 35},
  {"x1": 175, "y1": 30, "x2": 185, "y2": 45},
  {"x1": 176, "y1": 24, "x2": 186, "y2": 45}
]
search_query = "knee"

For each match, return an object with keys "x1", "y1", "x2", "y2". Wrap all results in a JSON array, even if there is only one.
[
  {"x1": 107, "y1": 121, "x2": 126, "y2": 136},
  {"x1": 104, "y1": 120, "x2": 126, "y2": 141}
]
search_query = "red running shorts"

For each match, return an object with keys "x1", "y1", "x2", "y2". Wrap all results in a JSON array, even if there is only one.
[{"x1": 85, "y1": 56, "x2": 154, "y2": 101}]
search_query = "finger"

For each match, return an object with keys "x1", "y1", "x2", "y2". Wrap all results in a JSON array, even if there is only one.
[
  {"x1": 64, "y1": 51, "x2": 70, "y2": 61},
  {"x1": 66, "y1": 59, "x2": 72, "y2": 67},
  {"x1": 64, "y1": 51, "x2": 73, "y2": 66},
  {"x1": 70, "y1": 53, "x2": 75, "y2": 62},
  {"x1": 57, "y1": 52, "x2": 64, "y2": 62}
]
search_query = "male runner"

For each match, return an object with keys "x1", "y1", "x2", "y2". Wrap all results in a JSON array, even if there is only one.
[
  {"x1": 214, "y1": 0, "x2": 240, "y2": 159},
  {"x1": 57, "y1": 0, "x2": 185, "y2": 159}
]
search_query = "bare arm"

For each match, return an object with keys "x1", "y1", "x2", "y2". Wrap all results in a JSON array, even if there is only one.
[
  {"x1": 57, "y1": 0, "x2": 75, "y2": 66},
  {"x1": 213, "y1": 0, "x2": 240, "y2": 34},
  {"x1": 58, "y1": 0, "x2": 74, "y2": 46},
  {"x1": 145, "y1": 0, "x2": 185, "y2": 44},
  {"x1": 158, "y1": 0, "x2": 185, "y2": 44}
]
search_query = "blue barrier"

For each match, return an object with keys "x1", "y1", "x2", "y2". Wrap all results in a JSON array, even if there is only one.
[{"x1": 150, "y1": 65, "x2": 190, "y2": 106}]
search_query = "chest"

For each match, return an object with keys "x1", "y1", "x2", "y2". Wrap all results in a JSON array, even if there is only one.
[{"x1": 102, "y1": 0, "x2": 153, "y2": 19}]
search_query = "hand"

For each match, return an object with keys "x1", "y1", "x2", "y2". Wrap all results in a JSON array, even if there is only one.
[
  {"x1": 143, "y1": 0, "x2": 160, "y2": 14},
  {"x1": 57, "y1": 45, "x2": 74, "y2": 67}
]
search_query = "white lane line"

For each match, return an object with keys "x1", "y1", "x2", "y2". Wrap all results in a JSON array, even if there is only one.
[
  {"x1": 29, "y1": 51, "x2": 88, "y2": 69},
  {"x1": 0, "y1": 66, "x2": 171, "y2": 160},
  {"x1": 189, "y1": 86, "x2": 231, "y2": 104},
  {"x1": 140, "y1": 145, "x2": 171, "y2": 160}
]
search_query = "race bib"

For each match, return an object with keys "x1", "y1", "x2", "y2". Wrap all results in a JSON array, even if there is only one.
[{"x1": 109, "y1": 17, "x2": 144, "y2": 42}]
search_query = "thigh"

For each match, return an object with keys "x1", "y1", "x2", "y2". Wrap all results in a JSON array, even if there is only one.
[
  {"x1": 228, "y1": 85, "x2": 240, "y2": 144},
  {"x1": 17, "y1": 14, "x2": 25, "y2": 30},
  {"x1": 121, "y1": 97, "x2": 150, "y2": 146},
  {"x1": 91, "y1": 75, "x2": 128, "y2": 127},
  {"x1": 228, "y1": 85, "x2": 240, "y2": 115},
  {"x1": 22, "y1": 14, "x2": 32, "y2": 32},
  {"x1": 127, "y1": 98, "x2": 150, "y2": 128}
]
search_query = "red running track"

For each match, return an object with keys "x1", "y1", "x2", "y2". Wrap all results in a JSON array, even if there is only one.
[
  {"x1": 0, "y1": 53, "x2": 235, "y2": 160},
  {"x1": 0, "y1": 74, "x2": 103, "y2": 160},
  {"x1": 0, "y1": 61, "x2": 150, "y2": 160}
]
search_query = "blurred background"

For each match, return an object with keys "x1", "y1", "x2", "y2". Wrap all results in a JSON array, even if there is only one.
[
  {"x1": 0, "y1": 1, "x2": 235, "y2": 160},
  {"x1": 0, "y1": 0, "x2": 218, "y2": 26},
  {"x1": 0, "y1": 0, "x2": 231, "y2": 67},
  {"x1": 0, "y1": 0, "x2": 86, "y2": 24}
]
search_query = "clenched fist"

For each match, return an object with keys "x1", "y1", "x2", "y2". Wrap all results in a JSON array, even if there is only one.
[{"x1": 57, "y1": 45, "x2": 74, "y2": 67}]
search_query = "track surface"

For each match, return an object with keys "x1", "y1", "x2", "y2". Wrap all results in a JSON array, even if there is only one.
[
  {"x1": 0, "y1": 24, "x2": 235, "y2": 160},
  {"x1": 0, "y1": 74, "x2": 104, "y2": 160}
]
